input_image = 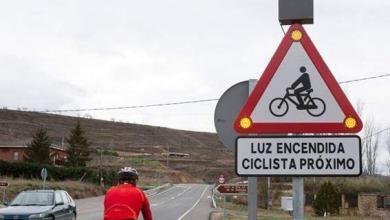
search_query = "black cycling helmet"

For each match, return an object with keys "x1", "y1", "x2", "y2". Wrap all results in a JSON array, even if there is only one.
[
  {"x1": 118, "y1": 167, "x2": 139, "y2": 184},
  {"x1": 300, "y1": 66, "x2": 307, "y2": 73}
]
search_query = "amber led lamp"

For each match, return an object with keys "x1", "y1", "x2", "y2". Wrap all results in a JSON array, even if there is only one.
[
  {"x1": 239, "y1": 117, "x2": 252, "y2": 129},
  {"x1": 291, "y1": 30, "x2": 302, "y2": 41},
  {"x1": 344, "y1": 116, "x2": 357, "y2": 129}
]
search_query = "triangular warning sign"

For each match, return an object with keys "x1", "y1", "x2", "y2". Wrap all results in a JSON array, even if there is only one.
[{"x1": 234, "y1": 24, "x2": 362, "y2": 134}]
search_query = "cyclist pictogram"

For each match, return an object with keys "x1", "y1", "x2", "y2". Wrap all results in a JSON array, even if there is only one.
[{"x1": 269, "y1": 66, "x2": 326, "y2": 117}]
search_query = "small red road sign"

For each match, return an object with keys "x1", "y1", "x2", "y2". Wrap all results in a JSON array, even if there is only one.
[
  {"x1": 234, "y1": 24, "x2": 362, "y2": 134},
  {"x1": 216, "y1": 184, "x2": 248, "y2": 195},
  {"x1": 218, "y1": 175, "x2": 225, "y2": 184}
]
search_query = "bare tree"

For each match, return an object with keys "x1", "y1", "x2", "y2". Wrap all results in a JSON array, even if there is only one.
[
  {"x1": 355, "y1": 100, "x2": 365, "y2": 117},
  {"x1": 362, "y1": 118, "x2": 379, "y2": 175},
  {"x1": 355, "y1": 100, "x2": 366, "y2": 170},
  {"x1": 386, "y1": 131, "x2": 390, "y2": 176}
]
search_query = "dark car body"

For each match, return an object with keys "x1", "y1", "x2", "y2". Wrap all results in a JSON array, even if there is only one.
[{"x1": 0, "y1": 189, "x2": 76, "y2": 220}]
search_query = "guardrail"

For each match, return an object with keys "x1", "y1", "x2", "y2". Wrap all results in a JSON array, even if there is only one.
[{"x1": 211, "y1": 186, "x2": 217, "y2": 208}]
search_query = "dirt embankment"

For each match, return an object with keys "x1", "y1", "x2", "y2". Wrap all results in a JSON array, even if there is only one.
[{"x1": 0, "y1": 110, "x2": 235, "y2": 183}]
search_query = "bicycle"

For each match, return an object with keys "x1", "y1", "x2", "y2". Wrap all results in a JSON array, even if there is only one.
[{"x1": 269, "y1": 88, "x2": 326, "y2": 117}]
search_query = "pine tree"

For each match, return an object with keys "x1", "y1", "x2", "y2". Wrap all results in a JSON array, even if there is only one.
[
  {"x1": 65, "y1": 120, "x2": 92, "y2": 167},
  {"x1": 25, "y1": 128, "x2": 52, "y2": 164},
  {"x1": 313, "y1": 181, "x2": 340, "y2": 216}
]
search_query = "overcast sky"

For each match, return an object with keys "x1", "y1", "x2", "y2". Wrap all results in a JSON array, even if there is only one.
[{"x1": 0, "y1": 1, "x2": 389, "y2": 171}]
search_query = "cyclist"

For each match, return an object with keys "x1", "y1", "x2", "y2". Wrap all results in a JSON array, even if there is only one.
[
  {"x1": 104, "y1": 167, "x2": 153, "y2": 220},
  {"x1": 289, "y1": 66, "x2": 312, "y2": 109}
]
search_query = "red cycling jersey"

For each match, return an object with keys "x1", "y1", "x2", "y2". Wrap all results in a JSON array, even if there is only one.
[{"x1": 104, "y1": 183, "x2": 153, "y2": 220}]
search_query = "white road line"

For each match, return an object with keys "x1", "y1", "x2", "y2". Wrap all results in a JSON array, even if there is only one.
[
  {"x1": 177, "y1": 185, "x2": 209, "y2": 220},
  {"x1": 151, "y1": 185, "x2": 193, "y2": 207},
  {"x1": 149, "y1": 185, "x2": 176, "y2": 198}
]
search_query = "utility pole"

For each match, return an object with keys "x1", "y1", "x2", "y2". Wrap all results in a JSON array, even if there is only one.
[{"x1": 166, "y1": 145, "x2": 170, "y2": 168}]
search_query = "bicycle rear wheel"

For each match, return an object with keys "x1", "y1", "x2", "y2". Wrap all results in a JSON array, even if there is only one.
[
  {"x1": 307, "y1": 98, "x2": 326, "y2": 117},
  {"x1": 269, "y1": 98, "x2": 289, "y2": 117}
]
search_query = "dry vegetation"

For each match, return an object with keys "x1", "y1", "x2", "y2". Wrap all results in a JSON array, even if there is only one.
[
  {"x1": 0, "y1": 110, "x2": 235, "y2": 183},
  {"x1": 0, "y1": 177, "x2": 105, "y2": 202},
  {"x1": 217, "y1": 200, "x2": 382, "y2": 220}
]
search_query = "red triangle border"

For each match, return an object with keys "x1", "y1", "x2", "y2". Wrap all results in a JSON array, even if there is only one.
[{"x1": 233, "y1": 24, "x2": 363, "y2": 134}]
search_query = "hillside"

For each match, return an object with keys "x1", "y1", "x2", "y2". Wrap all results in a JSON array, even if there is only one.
[{"x1": 0, "y1": 110, "x2": 235, "y2": 183}]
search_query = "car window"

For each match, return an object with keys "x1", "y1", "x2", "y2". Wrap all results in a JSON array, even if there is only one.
[
  {"x1": 65, "y1": 191, "x2": 74, "y2": 203},
  {"x1": 60, "y1": 191, "x2": 70, "y2": 204},
  {"x1": 55, "y1": 192, "x2": 63, "y2": 204},
  {"x1": 11, "y1": 191, "x2": 54, "y2": 206}
]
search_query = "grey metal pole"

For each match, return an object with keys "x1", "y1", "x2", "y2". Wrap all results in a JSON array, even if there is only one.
[
  {"x1": 268, "y1": 177, "x2": 271, "y2": 208},
  {"x1": 248, "y1": 79, "x2": 258, "y2": 220},
  {"x1": 223, "y1": 195, "x2": 226, "y2": 220},
  {"x1": 248, "y1": 177, "x2": 258, "y2": 220},
  {"x1": 293, "y1": 177, "x2": 304, "y2": 220}
]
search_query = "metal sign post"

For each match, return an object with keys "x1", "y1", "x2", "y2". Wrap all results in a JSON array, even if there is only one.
[
  {"x1": 248, "y1": 79, "x2": 258, "y2": 220},
  {"x1": 41, "y1": 168, "x2": 48, "y2": 189},
  {"x1": 293, "y1": 177, "x2": 304, "y2": 220},
  {"x1": 279, "y1": 2, "x2": 314, "y2": 218},
  {"x1": 0, "y1": 182, "x2": 8, "y2": 203},
  {"x1": 223, "y1": 195, "x2": 226, "y2": 219},
  {"x1": 248, "y1": 177, "x2": 257, "y2": 220}
]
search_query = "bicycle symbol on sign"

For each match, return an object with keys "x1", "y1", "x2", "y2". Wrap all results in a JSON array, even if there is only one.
[{"x1": 269, "y1": 66, "x2": 326, "y2": 117}]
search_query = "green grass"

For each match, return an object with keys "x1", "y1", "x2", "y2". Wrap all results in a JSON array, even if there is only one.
[
  {"x1": 102, "y1": 150, "x2": 119, "y2": 156},
  {"x1": 226, "y1": 215, "x2": 382, "y2": 220},
  {"x1": 222, "y1": 207, "x2": 291, "y2": 220},
  {"x1": 304, "y1": 215, "x2": 381, "y2": 220},
  {"x1": 225, "y1": 210, "x2": 382, "y2": 220},
  {"x1": 216, "y1": 199, "x2": 382, "y2": 220}
]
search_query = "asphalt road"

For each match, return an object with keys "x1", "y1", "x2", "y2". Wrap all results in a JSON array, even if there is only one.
[{"x1": 76, "y1": 184, "x2": 214, "y2": 220}]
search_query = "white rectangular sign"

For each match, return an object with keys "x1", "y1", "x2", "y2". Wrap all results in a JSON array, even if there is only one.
[{"x1": 236, "y1": 136, "x2": 361, "y2": 176}]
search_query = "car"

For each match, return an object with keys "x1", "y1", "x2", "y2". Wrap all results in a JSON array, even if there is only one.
[{"x1": 0, "y1": 189, "x2": 76, "y2": 220}]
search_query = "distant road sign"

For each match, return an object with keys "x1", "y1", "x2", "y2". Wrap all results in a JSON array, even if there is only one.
[
  {"x1": 234, "y1": 24, "x2": 362, "y2": 134},
  {"x1": 218, "y1": 175, "x2": 225, "y2": 184},
  {"x1": 236, "y1": 135, "x2": 361, "y2": 176},
  {"x1": 216, "y1": 184, "x2": 248, "y2": 195},
  {"x1": 0, "y1": 181, "x2": 8, "y2": 188},
  {"x1": 41, "y1": 168, "x2": 48, "y2": 181}
]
